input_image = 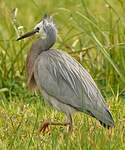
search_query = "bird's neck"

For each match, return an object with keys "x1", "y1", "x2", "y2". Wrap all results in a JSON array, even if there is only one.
[
  {"x1": 26, "y1": 29, "x2": 57, "y2": 89},
  {"x1": 45, "y1": 28, "x2": 57, "y2": 49}
]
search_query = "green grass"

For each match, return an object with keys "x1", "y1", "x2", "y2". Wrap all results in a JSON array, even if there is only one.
[{"x1": 0, "y1": 0, "x2": 125, "y2": 149}]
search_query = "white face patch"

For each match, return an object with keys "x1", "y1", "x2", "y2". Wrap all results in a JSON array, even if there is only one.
[
  {"x1": 34, "y1": 16, "x2": 57, "y2": 37},
  {"x1": 34, "y1": 21, "x2": 46, "y2": 36}
]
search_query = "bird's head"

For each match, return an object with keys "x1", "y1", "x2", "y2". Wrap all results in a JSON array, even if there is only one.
[{"x1": 17, "y1": 14, "x2": 57, "y2": 41}]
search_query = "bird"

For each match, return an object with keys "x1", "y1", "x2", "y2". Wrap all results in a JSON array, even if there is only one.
[{"x1": 17, "y1": 14, "x2": 114, "y2": 134}]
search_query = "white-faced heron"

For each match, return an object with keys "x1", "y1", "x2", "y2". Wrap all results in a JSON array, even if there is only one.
[{"x1": 17, "y1": 14, "x2": 114, "y2": 134}]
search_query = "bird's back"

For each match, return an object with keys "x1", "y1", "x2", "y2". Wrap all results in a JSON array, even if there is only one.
[{"x1": 33, "y1": 49, "x2": 114, "y2": 128}]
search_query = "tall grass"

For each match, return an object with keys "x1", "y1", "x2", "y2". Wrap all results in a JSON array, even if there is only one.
[{"x1": 0, "y1": 0, "x2": 125, "y2": 149}]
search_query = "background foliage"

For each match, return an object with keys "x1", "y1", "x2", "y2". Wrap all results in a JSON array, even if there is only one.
[{"x1": 0, "y1": 0, "x2": 125, "y2": 149}]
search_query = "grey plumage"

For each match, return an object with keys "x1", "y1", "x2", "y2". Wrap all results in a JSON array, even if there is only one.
[
  {"x1": 17, "y1": 14, "x2": 114, "y2": 133},
  {"x1": 34, "y1": 49, "x2": 114, "y2": 127}
]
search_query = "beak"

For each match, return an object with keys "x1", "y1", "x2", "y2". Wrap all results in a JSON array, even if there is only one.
[{"x1": 17, "y1": 28, "x2": 39, "y2": 41}]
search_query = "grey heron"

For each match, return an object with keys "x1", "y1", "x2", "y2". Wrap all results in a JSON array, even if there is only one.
[{"x1": 17, "y1": 14, "x2": 114, "y2": 134}]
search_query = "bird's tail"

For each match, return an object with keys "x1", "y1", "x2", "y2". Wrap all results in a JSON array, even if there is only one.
[
  {"x1": 98, "y1": 109, "x2": 114, "y2": 129},
  {"x1": 86, "y1": 107, "x2": 114, "y2": 128}
]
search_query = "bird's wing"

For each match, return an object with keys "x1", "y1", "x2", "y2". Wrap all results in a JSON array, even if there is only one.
[{"x1": 34, "y1": 49, "x2": 114, "y2": 126}]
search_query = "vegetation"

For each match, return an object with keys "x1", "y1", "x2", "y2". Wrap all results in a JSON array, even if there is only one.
[{"x1": 0, "y1": 0, "x2": 125, "y2": 149}]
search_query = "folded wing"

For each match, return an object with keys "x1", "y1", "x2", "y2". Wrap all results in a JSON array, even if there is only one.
[{"x1": 34, "y1": 49, "x2": 114, "y2": 127}]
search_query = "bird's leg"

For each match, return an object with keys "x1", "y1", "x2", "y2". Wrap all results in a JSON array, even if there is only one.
[
  {"x1": 64, "y1": 113, "x2": 73, "y2": 134},
  {"x1": 39, "y1": 121, "x2": 70, "y2": 134},
  {"x1": 40, "y1": 114, "x2": 73, "y2": 135},
  {"x1": 68, "y1": 114, "x2": 73, "y2": 134}
]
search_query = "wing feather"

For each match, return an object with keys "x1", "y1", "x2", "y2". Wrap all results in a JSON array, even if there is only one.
[{"x1": 34, "y1": 49, "x2": 114, "y2": 126}]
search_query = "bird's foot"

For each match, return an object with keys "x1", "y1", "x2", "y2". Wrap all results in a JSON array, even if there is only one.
[{"x1": 39, "y1": 121, "x2": 50, "y2": 135}]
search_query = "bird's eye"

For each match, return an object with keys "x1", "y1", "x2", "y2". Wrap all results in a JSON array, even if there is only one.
[{"x1": 36, "y1": 27, "x2": 40, "y2": 32}]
